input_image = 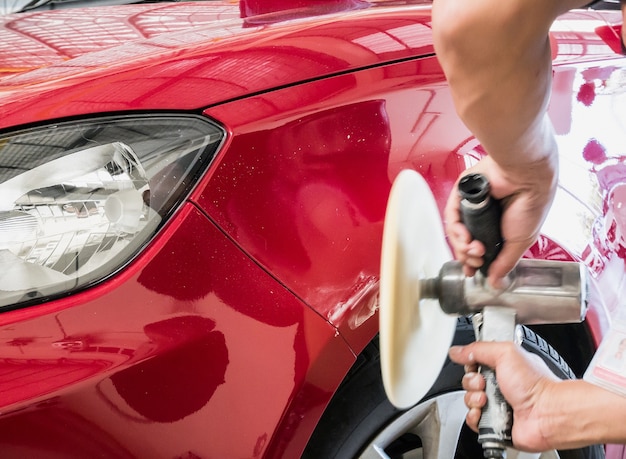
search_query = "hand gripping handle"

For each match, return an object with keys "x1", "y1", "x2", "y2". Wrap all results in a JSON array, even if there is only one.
[
  {"x1": 459, "y1": 174, "x2": 513, "y2": 459},
  {"x1": 458, "y1": 173, "x2": 503, "y2": 276}
]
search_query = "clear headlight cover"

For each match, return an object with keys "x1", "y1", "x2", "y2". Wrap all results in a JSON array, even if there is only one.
[{"x1": 0, "y1": 114, "x2": 224, "y2": 310}]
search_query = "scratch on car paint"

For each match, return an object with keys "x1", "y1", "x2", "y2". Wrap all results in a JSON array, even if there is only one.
[{"x1": 328, "y1": 274, "x2": 378, "y2": 329}]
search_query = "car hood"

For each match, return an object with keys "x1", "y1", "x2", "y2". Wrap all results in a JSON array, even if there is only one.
[
  {"x1": 0, "y1": 1, "x2": 435, "y2": 128},
  {"x1": 0, "y1": 3, "x2": 241, "y2": 77}
]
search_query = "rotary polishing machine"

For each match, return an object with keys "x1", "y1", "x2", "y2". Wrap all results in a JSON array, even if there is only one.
[{"x1": 379, "y1": 170, "x2": 588, "y2": 458}]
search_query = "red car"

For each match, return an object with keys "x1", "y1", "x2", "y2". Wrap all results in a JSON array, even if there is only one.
[{"x1": 0, "y1": 0, "x2": 623, "y2": 457}]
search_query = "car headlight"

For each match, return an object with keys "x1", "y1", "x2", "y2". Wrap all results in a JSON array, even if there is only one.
[{"x1": 0, "y1": 114, "x2": 224, "y2": 310}]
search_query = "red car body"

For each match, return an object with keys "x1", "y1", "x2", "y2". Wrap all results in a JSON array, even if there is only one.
[{"x1": 0, "y1": 1, "x2": 624, "y2": 457}]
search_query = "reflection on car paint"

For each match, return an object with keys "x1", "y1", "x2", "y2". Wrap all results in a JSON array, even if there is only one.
[{"x1": 0, "y1": 1, "x2": 623, "y2": 457}]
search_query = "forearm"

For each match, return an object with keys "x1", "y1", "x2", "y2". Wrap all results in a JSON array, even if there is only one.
[
  {"x1": 541, "y1": 379, "x2": 626, "y2": 448},
  {"x1": 432, "y1": 0, "x2": 559, "y2": 169}
]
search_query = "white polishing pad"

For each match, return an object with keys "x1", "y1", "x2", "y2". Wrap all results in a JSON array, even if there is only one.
[{"x1": 380, "y1": 169, "x2": 457, "y2": 409}]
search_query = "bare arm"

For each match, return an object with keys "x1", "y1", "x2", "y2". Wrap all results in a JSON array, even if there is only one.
[{"x1": 432, "y1": 0, "x2": 586, "y2": 285}]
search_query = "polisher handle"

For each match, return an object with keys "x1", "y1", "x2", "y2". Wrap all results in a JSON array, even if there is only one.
[
  {"x1": 458, "y1": 173, "x2": 503, "y2": 275},
  {"x1": 472, "y1": 310, "x2": 515, "y2": 458},
  {"x1": 458, "y1": 175, "x2": 512, "y2": 458}
]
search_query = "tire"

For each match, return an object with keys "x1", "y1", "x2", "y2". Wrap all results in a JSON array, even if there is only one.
[{"x1": 302, "y1": 318, "x2": 604, "y2": 459}]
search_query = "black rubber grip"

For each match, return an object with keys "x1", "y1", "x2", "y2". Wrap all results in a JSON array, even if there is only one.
[{"x1": 458, "y1": 174, "x2": 503, "y2": 275}]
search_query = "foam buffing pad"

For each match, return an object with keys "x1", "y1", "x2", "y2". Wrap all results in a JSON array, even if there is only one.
[{"x1": 379, "y1": 169, "x2": 457, "y2": 408}]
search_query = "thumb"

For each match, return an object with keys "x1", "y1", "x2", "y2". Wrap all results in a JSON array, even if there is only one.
[{"x1": 487, "y1": 239, "x2": 530, "y2": 288}]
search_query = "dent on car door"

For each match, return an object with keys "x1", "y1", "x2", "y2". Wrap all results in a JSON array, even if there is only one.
[{"x1": 198, "y1": 55, "x2": 476, "y2": 354}]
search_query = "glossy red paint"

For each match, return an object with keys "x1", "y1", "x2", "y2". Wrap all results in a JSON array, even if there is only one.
[
  {"x1": 0, "y1": 203, "x2": 353, "y2": 457},
  {"x1": 0, "y1": 1, "x2": 624, "y2": 457},
  {"x1": 198, "y1": 56, "x2": 472, "y2": 350},
  {"x1": 239, "y1": 0, "x2": 370, "y2": 22},
  {"x1": 0, "y1": 1, "x2": 435, "y2": 129}
]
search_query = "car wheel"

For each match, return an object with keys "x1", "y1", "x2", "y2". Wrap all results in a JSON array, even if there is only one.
[{"x1": 302, "y1": 318, "x2": 604, "y2": 459}]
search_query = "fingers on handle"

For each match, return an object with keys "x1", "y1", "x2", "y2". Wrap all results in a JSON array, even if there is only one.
[
  {"x1": 450, "y1": 342, "x2": 514, "y2": 369},
  {"x1": 465, "y1": 407, "x2": 482, "y2": 433}
]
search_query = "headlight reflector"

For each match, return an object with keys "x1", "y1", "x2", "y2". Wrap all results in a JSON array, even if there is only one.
[{"x1": 0, "y1": 114, "x2": 224, "y2": 309}]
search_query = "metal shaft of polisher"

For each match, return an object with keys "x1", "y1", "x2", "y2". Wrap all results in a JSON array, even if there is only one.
[{"x1": 419, "y1": 259, "x2": 586, "y2": 324}]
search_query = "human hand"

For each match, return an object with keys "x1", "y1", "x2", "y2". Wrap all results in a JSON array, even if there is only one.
[
  {"x1": 444, "y1": 154, "x2": 557, "y2": 288},
  {"x1": 449, "y1": 341, "x2": 560, "y2": 452}
]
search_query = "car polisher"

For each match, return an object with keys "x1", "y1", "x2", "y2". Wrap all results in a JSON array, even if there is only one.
[{"x1": 379, "y1": 169, "x2": 588, "y2": 458}]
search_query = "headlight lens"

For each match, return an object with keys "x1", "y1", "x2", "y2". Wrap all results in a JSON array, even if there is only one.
[{"x1": 0, "y1": 114, "x2": 224, "y2": 310}]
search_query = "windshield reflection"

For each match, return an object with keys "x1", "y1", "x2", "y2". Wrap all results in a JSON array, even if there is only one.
[{"x1": 2, "y1": 0, "x2": 139, "y2": 14}]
